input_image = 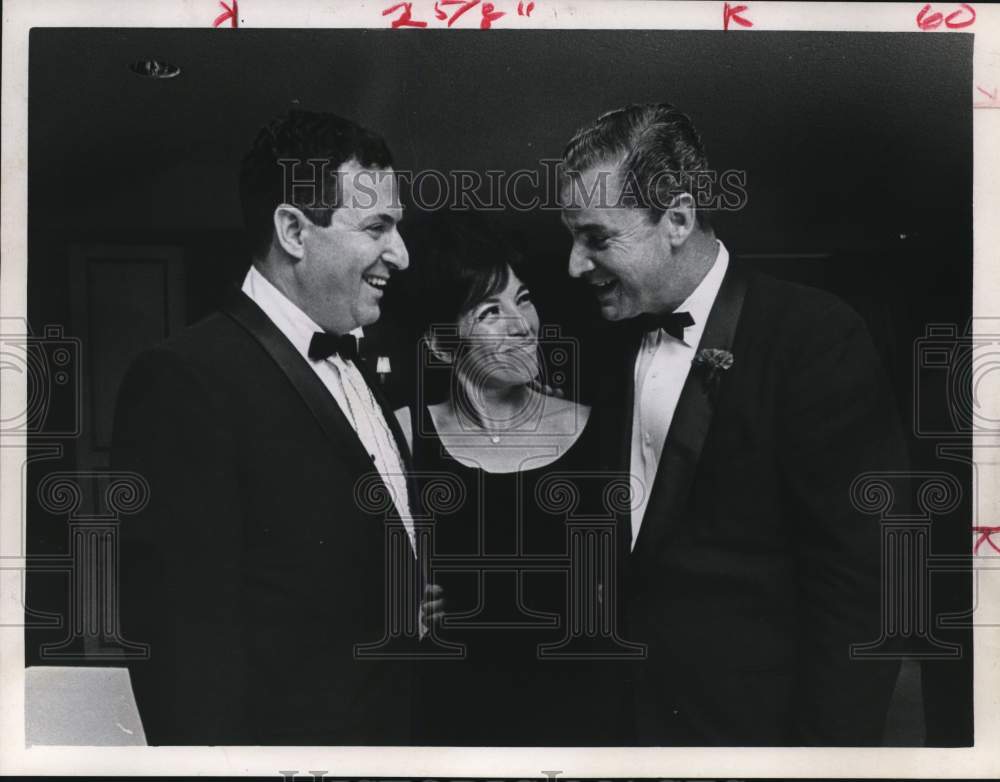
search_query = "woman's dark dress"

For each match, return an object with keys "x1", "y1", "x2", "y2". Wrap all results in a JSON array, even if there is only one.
[{"x1": 410, "y1": 403, "x2": 632, "y2": 746}]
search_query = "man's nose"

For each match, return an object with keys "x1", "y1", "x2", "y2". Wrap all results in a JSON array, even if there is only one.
[
  {"x1": 384, "y1": 229, "x2": 409, "y2": 271},
  {"x1": 568, "y1": 244, "x2": 595, "y2": 278}
]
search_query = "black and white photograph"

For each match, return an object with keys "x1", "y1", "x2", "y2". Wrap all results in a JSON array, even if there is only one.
[{"x1": 3, "y1": 0, "x2": 999, "y2": 777}]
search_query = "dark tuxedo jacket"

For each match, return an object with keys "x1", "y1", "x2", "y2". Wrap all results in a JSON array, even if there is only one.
[
  {"x1": 598, "y1": 261, "x2": 906, "y2": 746},
  {"x1": 112, "y1": 291, "x2": 420, "y2": 745}
]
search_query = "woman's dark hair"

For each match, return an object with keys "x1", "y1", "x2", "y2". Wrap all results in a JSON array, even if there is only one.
[
  {"x1": 395, "y1": 211, "x2": 531, "y2": 406},
  {"x1": 401, "y1": 210, "x2": 526, "y2": 337}
]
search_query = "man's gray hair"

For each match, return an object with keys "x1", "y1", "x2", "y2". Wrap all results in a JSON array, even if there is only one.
[{"x1": 561, "y1": 103, "x2": 711, "y2": 227}]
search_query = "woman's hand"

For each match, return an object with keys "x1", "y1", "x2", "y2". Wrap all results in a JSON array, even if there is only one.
[{"x1": 419, "y1": 583, "x2": 446, "y2": 636}]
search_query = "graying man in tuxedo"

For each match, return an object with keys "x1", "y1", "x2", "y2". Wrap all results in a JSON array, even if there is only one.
[
  {"x1": 113, "y1": 110, "x2": 424, "y2": 744},
  {"x1": 559, "y1": 103, "x2": 905, "y2": 746}
]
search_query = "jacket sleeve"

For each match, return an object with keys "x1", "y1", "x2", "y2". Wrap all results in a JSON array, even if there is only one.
[
  {"x1": 777, "y1": 299, "x2": 906, "y2": 745},
  {"x1": 112, "y1": 346, "x2": 251, "y2": 745}
]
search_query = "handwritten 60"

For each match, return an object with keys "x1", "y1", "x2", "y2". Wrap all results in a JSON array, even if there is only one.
[{"x1": 916, "y1": 3, "x2": 975, "y2": 30}]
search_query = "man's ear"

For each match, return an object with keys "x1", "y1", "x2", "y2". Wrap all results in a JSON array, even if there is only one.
[
  {"x1": 273, "y1": 204, "x2": 309, "y2": 259},
  {"x1": 660, "y1": 192, "x2": 698, "y2": 248},
  {"x1": 427, "y1": 332, "x2": 454, "y2": 365}
]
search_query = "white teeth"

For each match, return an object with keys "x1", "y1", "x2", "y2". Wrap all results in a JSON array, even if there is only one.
[
  {"x1": 593, "y1": 279, "x2": 615, "y2": 289},
  {"x1": 363, "y1": 275, "x2": 388, "y2": 289}
]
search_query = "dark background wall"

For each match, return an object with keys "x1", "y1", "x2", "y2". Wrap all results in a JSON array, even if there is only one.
[{"x1": 26, "y1": 28, "x2": 972, "y2": 745}]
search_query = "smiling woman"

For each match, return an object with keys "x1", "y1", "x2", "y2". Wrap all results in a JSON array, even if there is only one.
[
  {"x1": 392, "y1": 210, "x2": 632, "y2": 746},
  {"x1": 396, "y1": 210, "x2": 582, "y2": 470}
]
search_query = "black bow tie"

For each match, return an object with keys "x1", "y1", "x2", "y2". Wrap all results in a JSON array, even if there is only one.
[
  {"x1": 639, "y1": 310, "x2": 695, "y2": 341},
  {"x1": 308, "y1": 332, "x2": 359, "y2": 363}
]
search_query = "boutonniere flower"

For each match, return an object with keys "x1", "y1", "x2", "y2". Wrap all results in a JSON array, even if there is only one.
[{"x1": 691, "y1": 348, "x2": 735, "y2": 396}]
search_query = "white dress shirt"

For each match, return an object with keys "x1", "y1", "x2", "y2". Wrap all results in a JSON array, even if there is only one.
[
  {"x1": 241, "y1": 267, "x2": 415, "y2": 552},
  {"x1": 629, "y1": 241, "x2": 730, "y2": 549}
]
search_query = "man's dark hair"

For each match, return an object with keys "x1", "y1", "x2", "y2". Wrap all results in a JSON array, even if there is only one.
[
  {"x1": 239, "y1": 109, "x2": 394, "y2": 258},
  {"x1": 561, "y1": 103, "x2": 712, "y2": 228}
]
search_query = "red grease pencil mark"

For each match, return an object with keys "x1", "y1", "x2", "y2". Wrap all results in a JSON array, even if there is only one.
[
  {"x1": 945, "y1": 3, "x2": 975, "y2": 28},
  {"x1": 917, "y1": 3, "x2": 975, "y2": 30},
  {"x1": 433, "y1": 0, "x2": 504, "y2": 28},
  {"x1": 438, "y1": 0, "x2": 479, "y2": 27},
  {"x1": 723, "y1": 2, "x2": 753, "y2": 31},
  {"x1": 916, "y1": 4, "x2": 944, "y2": 29},
  {"x1": 517, "y1": 1, "x2": 536, "y2": 16},
  {"x1": 383, "y1": 2, "x2": 428, "y2": 28},
  {"x1": 481, "y1": 1, "x2": 505, "y2": 28},
  {"x1": 213, "y1": 0, "x2": 238, "y2": 28},
  {"x1": 972, "y1": 526, "x2": 1000, "y2": 555}
]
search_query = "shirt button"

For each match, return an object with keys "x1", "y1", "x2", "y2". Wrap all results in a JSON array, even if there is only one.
[{"x1": 644, "y1": 432, "x2": 651, "y2": 444}]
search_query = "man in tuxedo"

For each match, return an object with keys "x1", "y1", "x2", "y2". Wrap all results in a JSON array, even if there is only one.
[
  {"x1": 559, "y1": 103, "x2": 905, "y2": 745},
  {"x1": 113, "y1": 110, "x2": 420, "y2": 744}
]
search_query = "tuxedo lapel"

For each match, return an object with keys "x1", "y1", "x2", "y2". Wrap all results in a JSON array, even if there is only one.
[
  {"x1": 599, "y1": 323, "x2": 644, "y2": 472},
  {"x1": 222, "y1": 290, "x2": 374, "y2": 475},
  {"x1": 594, "y1": 322, "x2": 644, "y2": 560},
  {"x1": 632, "y1": 263, "x2": 749, "y2": 569}
]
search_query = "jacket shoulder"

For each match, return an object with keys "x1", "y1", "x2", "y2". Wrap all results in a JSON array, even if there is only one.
[
  {"x1": 742, "y1": 266, "x2": 863, "y2": 328},
  {"x1": 116, "y1": 309, "x2": 267, "y2": 418},
  {"x1": 131, "y1": 309, "x2": 263, "y2": 377},
  {"x1": 737, "y1": 266, "x2": 871, "y2": 359}
]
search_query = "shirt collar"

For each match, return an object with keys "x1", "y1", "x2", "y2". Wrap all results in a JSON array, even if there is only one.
[
  {"x1": 241, "y1": 266, "x2": 364, "y2": 363},
  {"x1": 645, "y1": 239, "x2": 730, "y2": 347}
]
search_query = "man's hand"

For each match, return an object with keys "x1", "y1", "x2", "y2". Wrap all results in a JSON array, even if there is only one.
[{"x1": 419, "y1": 583, "x2": 446, "y2": 636}]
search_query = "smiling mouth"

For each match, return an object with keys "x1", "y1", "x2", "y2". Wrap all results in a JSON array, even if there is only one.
[
  {"x1": 500, "y1": 343, "x2": 537, "y2": 353},
  {"x1": 363, "y1": 274, "x2": 388, "y2": 292},
  {"x1": 590, "y1": 278, "x2": 618, "y2": 296}
]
